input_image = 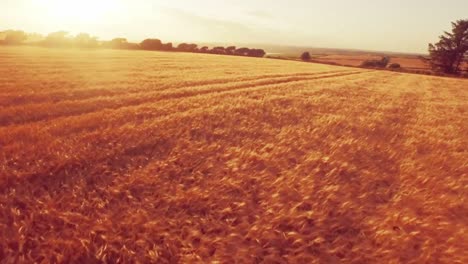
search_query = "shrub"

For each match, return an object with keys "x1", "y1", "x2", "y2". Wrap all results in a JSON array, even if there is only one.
[
  {"x1": 388, "y1": 63, "x2": 401, "y2": 69},
  {"x1": 361, "y1": 56, "x2": 390, "y2": 68},
  {"x1": 301, "y1": 52, "x2": 311, "y2": 61},
  {"x1": 247, "y1": 49, "x2": 266, "y2": 57}
]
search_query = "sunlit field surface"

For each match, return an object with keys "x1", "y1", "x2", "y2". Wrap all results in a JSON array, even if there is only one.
[{"x1": 0, "y1": 46, "x2": 467, "y2": 263}]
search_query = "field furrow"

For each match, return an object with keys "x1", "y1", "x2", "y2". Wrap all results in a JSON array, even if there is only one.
[
  {"x1": 0, "y1": 72, "x2": 387, "y2": 186},
  {"x1": 0, "y1": 70, "x2": 354, "y2": 106},
  {"x1": 0, "y1": 70, "x2": 365, "y2": 126},
  {"x1": 0, "y1": 70, "x2": 378, "y2": 145}
]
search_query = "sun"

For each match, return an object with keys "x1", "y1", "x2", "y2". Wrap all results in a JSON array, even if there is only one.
[{"x1": 38, "y1": 0, "x2": 115, "y2": 24}]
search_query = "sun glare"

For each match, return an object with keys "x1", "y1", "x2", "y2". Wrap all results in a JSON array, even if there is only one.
[{"x1": 37, "y1": 0, "x2": 115, "y2": 24}]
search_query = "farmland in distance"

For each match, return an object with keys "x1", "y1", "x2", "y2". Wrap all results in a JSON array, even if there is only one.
[{"x1": 0, "y1": 46, "x2": 467, "y2": 263}]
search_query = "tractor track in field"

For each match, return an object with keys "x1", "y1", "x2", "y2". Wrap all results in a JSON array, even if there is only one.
[
  {"x1": 0, "y1": 72, "x2": 392, "y2": 193},
  {"x1": 0, "y1": 70, "x2": 367, "y2": 127},
  {"x1": 0, "y1": 70, "x2": 353, "y2": 104},
  {"x1": 0, "y1": 71, "x2": 386, "y2": 149}
]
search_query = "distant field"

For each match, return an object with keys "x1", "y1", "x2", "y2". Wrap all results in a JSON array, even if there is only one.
[
  {"x1": 0, "y1": 46, "x2": 467, "y2": 263},
  {"x1": 311, "y1": 54, "x2": 431, "y2": 70},
  {"x1": 260, "y1": 45, "x2": 434, "y2": 71}
]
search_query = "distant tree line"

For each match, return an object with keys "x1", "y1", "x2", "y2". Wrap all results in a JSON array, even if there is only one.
[
  {"x1": 0, "y1": 30, "x2": 266, "y2": 58},
  {"x1": 138, "y1": 38, "x2": 266, "y2": 57}
]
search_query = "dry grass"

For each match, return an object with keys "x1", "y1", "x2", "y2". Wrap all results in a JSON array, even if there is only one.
[{"x1": 0, "y1": 46, "x2": 467, "y2": 263}]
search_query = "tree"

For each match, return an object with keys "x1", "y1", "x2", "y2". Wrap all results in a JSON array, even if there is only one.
[
  {"x1": 177, "y1": 43, "x2": 198, "y2": 52},
  {"x1": 428, "y1": 19, "x2": 468, "y2": 74},
  {"x1": 109, "y1": 38, "x2": 128, "y2": 49},
  {"x1": 43, "y1": 31, "x2": 71, "y2": 47},
  {"x1": 3, "y1": 30, "x2": 27, "y2": 45},
  {"x1": 177, "y1": 43, "x2": 188, "y2": 51},
  {"x1": 235, "y1": 47, "x2": 250, "y2": 56},
  {"x1": 361, "y1": 56, "x2": 390, "y2": 68},
  {"x1": 301, "y1": 52, "x2": 311, "y2": 61},
  {"x1": 103, "y1": 38, "x2": 138, "y2": 49},
  {"x1": 74, "y1": 33, "x2": 98, "y2": 48},
  {"x1": 26, "y1": 33, "x2": 44, "y2": 43},
  {"x1": 226, "y1": 46, "x2": 236, "y2": 55},
  {"x1": 211, "y1": 46, "x2": 225, "y2": 54},
  {"x1": 247, "y1": 49, "x2": 266, "y2": 57},
  {"x1": 466, "y1": 63, "x2": 468, "y2": 74},
  {"x1": 187, "y1": 44, "x2": 198, "y2": 52},
  {"x1": 161, "y1": 42, "x2": 173, "y2": 51},
  {"x1": 140, "y1": 39, "x2": 163, "y2": 50},
  {"x1": 380, "y1": 56, "x2": 390, "y2": 67}
]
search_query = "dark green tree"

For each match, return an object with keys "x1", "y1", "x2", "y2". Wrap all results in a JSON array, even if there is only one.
[{"x1": 428, "y1": 19, "x2": 468, "y2": 74}]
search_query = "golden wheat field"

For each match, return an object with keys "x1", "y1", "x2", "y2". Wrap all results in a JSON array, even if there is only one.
[{"x1": 0, "y1": 46, "x2": 467, "y2": 263}]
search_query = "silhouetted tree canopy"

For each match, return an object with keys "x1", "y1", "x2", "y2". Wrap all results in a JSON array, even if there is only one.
[
  {"x1": 26, "y1": 33, "x2": 44, "y2": 43},
  {"x1": 226, "y1": 46, "x2": 236, "y2": 55},
  {"x1": 428, "y1": 19, "x2": 468, "y2": 74},
  {"x1": 43, "y1": 31, "x2": 72, "y2": 47},
  {"x1": 361, "y1": 56, "x2": 390, "y2": 68},
  {"x1": 235, "y1": 47, "x2": 251, "y2": 56},
  {"x1": 74, "y1": 33, "x2": 98, "y2": 48},
  {"x1": 247, "y1": 49, "x2": 266, "y2": 57},
  {"x1": 140, "y1": 39, "x2": 163, "y2": 50},
  {"x1": 111, "y1": 38, "x2": 128, "y2": 45},
  {"x1": 1, "y1": 29, "x2": 269, "y2": 59},
  {"x1": 211, "y1": 46, "x2": 225, "y2": 54},
  {"x1": 3, "y1": 30, "x2": 27, "y2": 45},
  {"x1": 162, "y1": 42, "x2": 173, "y2": 51},
  {"x1": 301, "y1": 52, "x2": 311, "y2": 61},
  {"x1": 177, "y1": 43, "x2": 198, "y2": 52},
  {"x1": 139, "y1": 39, "x2": 174, "y2": 51},
  {"x1": 103, "y1": 38, "x2": 138, "y2": 49}
]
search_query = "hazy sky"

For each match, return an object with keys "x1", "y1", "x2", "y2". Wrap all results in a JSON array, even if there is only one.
[{"x1": 2, "y1": 0, "x2": 467, "y2": 53}]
